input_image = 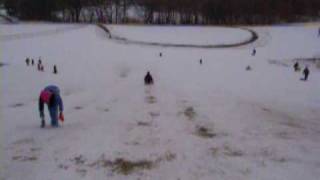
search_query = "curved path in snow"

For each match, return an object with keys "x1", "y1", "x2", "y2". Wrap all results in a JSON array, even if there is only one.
[{"x1": 97, "y1": 24, "x2": 258, "y2": 48}]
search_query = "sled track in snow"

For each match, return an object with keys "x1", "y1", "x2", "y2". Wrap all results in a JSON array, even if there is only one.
[{"x1": 97, "y1": 24, "x2": 258, "y2": 49}]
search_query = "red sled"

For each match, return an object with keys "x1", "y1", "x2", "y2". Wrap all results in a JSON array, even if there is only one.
[{"x1": 59, "y1": 113, "x2": 64, "y2": 122}]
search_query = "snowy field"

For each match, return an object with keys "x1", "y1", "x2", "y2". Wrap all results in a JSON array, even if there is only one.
[
  {"x1": 0, "y1": 24, "x2": 84, "y2": 41},
  {"x1": 1, "y1": 22, "x2": 320, "y2": 180},
  {"x1": 108, "y1": 25, "x2": 252, "y2": 45}
]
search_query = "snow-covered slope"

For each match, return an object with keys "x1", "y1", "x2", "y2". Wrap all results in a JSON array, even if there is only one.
[
  {"x1": 1, "y1": 23, "x2": 320, "y2": 180},
  {"x1": 0, "y1": 24, "x2": 86, "y2": 41},
  {"x1": 108, "y1": 25, "x2": 252, "y2": 45}
]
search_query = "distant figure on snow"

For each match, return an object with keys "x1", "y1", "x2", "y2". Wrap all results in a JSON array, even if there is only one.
[
  {"x1": 53, "y1": 65, "x2": 58, "y2": 74},
  {"x1": 37, "y1": 63, "x2": 41, "y2": 71},
  {"x1": 200, "y1": 59, "x2": 203, "y2": 65},
  {"x1": 252, "y1": 48, "x2": 256, "y2": 56},
  {"x1": 37, "y1": 58, "x2": 42, "y2": 71},
  {"x1": 159, "y1": 52, "x2": 162, "y2": 57},
  {"x1": 302, "y1": 66, "x2": 310, "y2": 81},
  {"x1": 39, "y1": 85, "x2": 64, "y2": 128},
  {"x1": 31, "y1": 59, "x2": 34, "y2": 66},
  {"x1": 246, "y1": 65, "x2": 252, "y2": 71},
  {"x1": 38, "y1": 63, "x2": 44, "y2": 71},
  {"x1": 38, "y1": 57, "x2": 42, "y2": 65},
  {"x1": 293, "y1": 62, "x2": 300, "y2": 72},
  {"x1": 144, "y1": 71, "x2": 154, "y2": 85},
  {"x1": 25, "y1": 58, "x2": 30, "y2": 66}
]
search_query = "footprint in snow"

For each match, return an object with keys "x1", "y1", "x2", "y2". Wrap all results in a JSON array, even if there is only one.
[
  {"x1": 9, "y1": 103, "x2": 25, "y2": 108},
  {"x1": 74, "y1": 106, "x2": 84, "y2": 110}
]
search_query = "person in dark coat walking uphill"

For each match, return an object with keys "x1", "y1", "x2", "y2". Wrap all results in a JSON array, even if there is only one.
[
  {"x1": 293, "y1": 62, "x2": 300, "y2": 72},
  {"x1": 25, "y1": 58, "x2": 30, "y2": 66},
  {"x1": 144, "y1": 71, "x2": 154, "y2": 85},
  {"x1": 302, "y1": 66, "x2": 310, "y2": 81}
]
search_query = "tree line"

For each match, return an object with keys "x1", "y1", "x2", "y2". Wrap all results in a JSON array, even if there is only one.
[{"x1": 2, "y1": 0, "x2": 320, "y2": 24}]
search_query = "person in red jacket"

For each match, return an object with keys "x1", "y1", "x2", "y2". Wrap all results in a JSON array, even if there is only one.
[{"x1": 39, "y1": 85, "x2": 64, "y2": 128}]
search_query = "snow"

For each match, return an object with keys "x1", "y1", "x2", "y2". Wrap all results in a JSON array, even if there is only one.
[
  {"x1": 108, "y1": 25, "x2": 252, "y2": 45},
  {"x1": 0, "y1": 17, "x2": 7, "y2": 24},
  {"x1": 0, "y1": 24, "x2": 85, "y2": 41},
  {"x1": 1, "y1": 23, "x2": 320, "y2": 180},
  {"x1": 0, "y1": 24, "x2": 72, "y2": 35}
]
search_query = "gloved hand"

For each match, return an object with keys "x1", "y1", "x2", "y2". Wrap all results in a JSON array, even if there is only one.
[{"x1": 59, "y1": 112, "x2": 64, "y2": 122}]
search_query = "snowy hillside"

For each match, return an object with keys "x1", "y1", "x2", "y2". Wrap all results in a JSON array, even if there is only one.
[
  {"x1": 108, "y1": 25, "x2": 252, "y2": 45},
  {"x1": 1, "y1": 23, "x2": 320, "y2": 180}
]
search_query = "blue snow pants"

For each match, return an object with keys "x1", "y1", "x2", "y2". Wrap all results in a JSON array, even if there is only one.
[{"x1": 48, "y1": 105, "x2": 59, "y2": 127}]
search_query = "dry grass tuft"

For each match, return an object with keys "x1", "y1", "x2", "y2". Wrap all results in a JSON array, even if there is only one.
[
  {"x1": 146, "y1": 96, "x2": 157, "y2": 104},
  {"x1": 108, "y1": 158, "x2": 154, "y2": 175},
  {"x1": 12, "y1": 155, "x2": 37, "y2": 161},
  {"x1": 137, "y1": 121, "x2": 151, "y2": 126},
  {"x1": 196, "y1": 126, "x2": 216, "y2": 138},
  {"x1": 184, "y1": 106, "x2": 196, "y2": 120}
]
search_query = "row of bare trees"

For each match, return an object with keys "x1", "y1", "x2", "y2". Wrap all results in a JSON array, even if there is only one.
[
  {"x1": 137, "y1": 0, "x2": 320, "y2": 24},
  {"x1": 2, "y1": 0, "x2": 131, "y2": 23},
  {"x1": 58, "y1": 0, "x2": 131, "y2": 23},
  {"x1": 3, "y1": 0, "x2": 320, "y2": 24}
]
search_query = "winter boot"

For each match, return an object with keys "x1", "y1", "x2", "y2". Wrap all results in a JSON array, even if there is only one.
[{"x1": 41, "y1": 119, "x2": 45, "y2": 128}]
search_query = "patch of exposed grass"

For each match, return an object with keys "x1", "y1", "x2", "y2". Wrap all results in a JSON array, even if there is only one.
[
  {"x1": 240, "y1": 168, "x2": 251, "y2": 175},
  {"x1": 211, "y1": 147, "x2": 219, "y2": 156},
  {"x1": 13, "y1": 138, "x2": 34, "y2": 145},
  {"x1": 137, "y1": 121, "x2": 151, "y2": 126},
  {"x1": 149, "y1": 112, "x2": 160, "y2": 118},
  {"x1": 108, "y1": 158, "x2": 154, "y2": 175},
  {"x1": 223, "y1": 145, "x2": 244, "y2": 157},
  {"x1": 211, "y1": 145, "x2": 244, "y2": 157},
  {"x1": 184, "y1": 106, "x2": 196, "y2": 120},
  {"x1": 125, "y1": 141, "x2": 140, "y2": 146},
  {"x1": 76, "y1": 168, "x2": 87, "y2": 177},
  {"x1": 12, "y1": 155, "x2": 37, "y2": 161},
  {"x1": 196, "y1": 126, "x2": 216, "y2": 138},
  {"x1": 71, "y1": 155, "x2": 86, "y2": 165},
  {"x1": 58, "y1": 164, "x2": 69, "y2": 170},
  {"x1": 262, "y1": 107, "x2": 271, "y2": 112},
  {"x1": 74, "y1": 106, "x2": 83, "y2": 110},
  {"x1": 275, "y1": 131, "x2": 292, "y2": 140},
  {"x1": 154, "y1": 151, "x2": 177, "y2": 163},
  {"x1": 163, "y1": 151, "x2": 176, "y2": 161},
  {"x1": 146, "y1": 96, "x2": 157, "y2": 104},
  {"x1": 271, "y1": 157, "x2": 288, "y2": 163},
  {"x1": 30, "y1": 147, "x2": 41, "y2": 152},
  {"x1": 280, "y1": 121, "x2": 302, "y2": 129},
  {"x1": 86, "y1": 152, "x2": 176, "y2": 175}
]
